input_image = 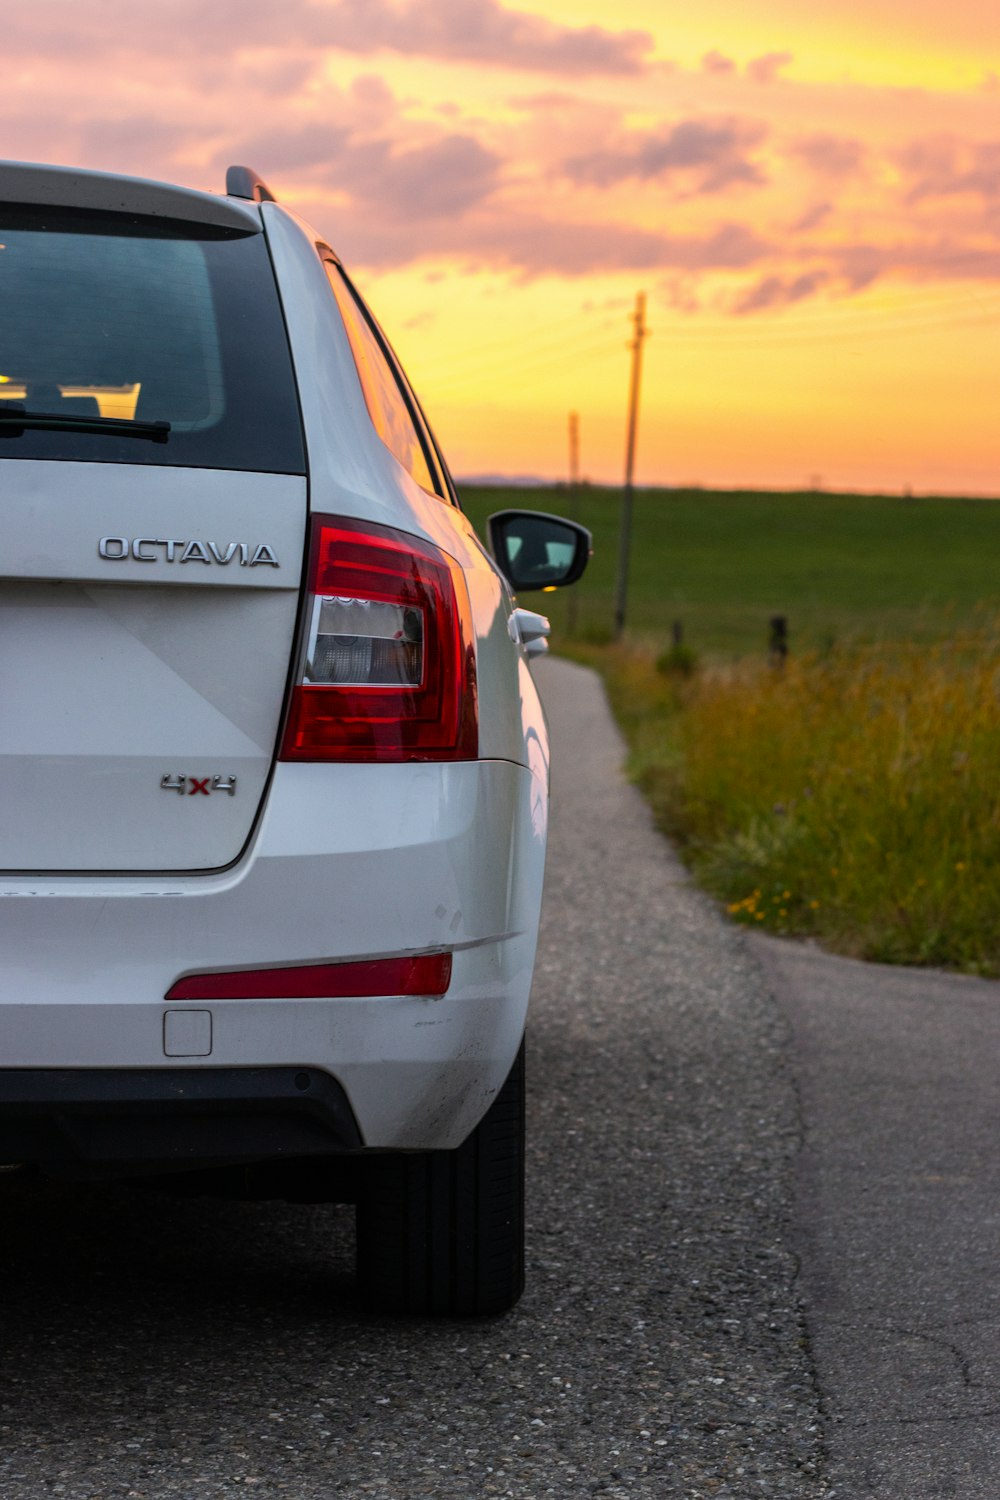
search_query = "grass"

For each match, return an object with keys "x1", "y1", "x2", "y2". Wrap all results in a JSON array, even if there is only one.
[
  {"x1": 460, "y1": 483, "x2": 1000, "y2": 655},
  {"x1": 460, "y1": 483, "x2": 1000, "y2": 974},
  {"x1": 603, "y1": 639, "x2": 1000, "y2": 974}
]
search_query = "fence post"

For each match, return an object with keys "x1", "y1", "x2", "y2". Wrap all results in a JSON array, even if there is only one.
[{"x1": 769, "y1": 615, "x2": 788, "y2": 666}]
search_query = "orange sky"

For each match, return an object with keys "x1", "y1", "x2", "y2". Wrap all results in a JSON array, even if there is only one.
[{"x1": 3, "y1": 0, "x2": 1000, "y2": 493}]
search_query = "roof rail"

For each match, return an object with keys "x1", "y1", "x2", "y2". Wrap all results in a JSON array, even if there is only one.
[{"x1": 226, "y1": 165, "x2": 277, "y2": 204}]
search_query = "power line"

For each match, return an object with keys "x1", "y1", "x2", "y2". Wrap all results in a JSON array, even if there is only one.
[
  {"x1": 412, "y1": 282, "x2": 1000, "y2": 401},
  {"x1": 421, "y1": 328, "x2": 621, "y2": 399},
  {"x1": 403, "y1": 278, "x2": 1000, "y2": 425}
]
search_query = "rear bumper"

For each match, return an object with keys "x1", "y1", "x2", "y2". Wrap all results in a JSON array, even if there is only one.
[
  {"x1": 0, "y1": 1066, "x2": 362, "y2": 1169},
  {"x1": 0, "y1": 758, "x2": 547, "y2": 1152}
]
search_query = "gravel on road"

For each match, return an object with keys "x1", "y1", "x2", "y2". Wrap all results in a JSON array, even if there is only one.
[{"x1": 0, "y1": 656, "x2": 828, "y2": 1498}]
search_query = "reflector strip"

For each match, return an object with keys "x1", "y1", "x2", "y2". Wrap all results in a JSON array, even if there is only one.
[{"x1": 165, "y1": 953, "x2": 452, "y2": 1001}]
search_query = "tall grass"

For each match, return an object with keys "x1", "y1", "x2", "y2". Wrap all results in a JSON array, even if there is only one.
[{"x1": 588, "y1": 634, "x2": 1000, "y2": 975}]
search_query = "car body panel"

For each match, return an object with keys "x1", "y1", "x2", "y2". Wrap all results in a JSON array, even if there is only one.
[
  {"x1": 0, "y1": 758, "x2": 545, "y2": 1148},
  {"x1": 0, "y1": 462, "x2": 306, "y2": 871}
]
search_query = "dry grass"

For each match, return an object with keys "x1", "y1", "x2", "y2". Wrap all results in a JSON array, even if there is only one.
[{"x1": 584, "y1": 633, "x2": 1000, "y2": 974}]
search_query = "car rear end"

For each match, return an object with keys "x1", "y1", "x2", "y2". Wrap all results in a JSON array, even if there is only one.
[{"x1": 0, "y1": 163, "x2": 549, "y2": 1310}]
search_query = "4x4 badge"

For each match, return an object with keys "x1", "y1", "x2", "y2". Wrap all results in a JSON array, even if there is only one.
[{"x1": 161, "y1": 774, "x2": 238, "y2": 797}]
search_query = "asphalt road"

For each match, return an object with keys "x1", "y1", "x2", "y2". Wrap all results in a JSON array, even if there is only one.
[
  {"x1": 753, "y1": 935, "x2": 1000, "y2": 1498},
  {"x1": 0, "y1": 657, "x2": 827, "y2": 1498}
]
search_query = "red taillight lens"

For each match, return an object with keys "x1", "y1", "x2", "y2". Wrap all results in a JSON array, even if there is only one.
[
  {"x1": 165, "y1": 952, "x2": 453, "y2": 1001},
  {"x1": 279, "y1": 516, "x2": 477, "y2": 762}
]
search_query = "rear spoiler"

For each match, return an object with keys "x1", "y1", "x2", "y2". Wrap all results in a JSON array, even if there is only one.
[{"x1": 0, "y1": 160, "x2": 261, "y2": 233}]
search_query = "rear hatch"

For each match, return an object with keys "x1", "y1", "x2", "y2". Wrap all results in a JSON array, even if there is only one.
[{"x1": 0, "y1": 175, "x2": 307, "y2": 872}]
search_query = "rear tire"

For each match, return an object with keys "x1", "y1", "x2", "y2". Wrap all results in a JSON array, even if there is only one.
[{"x1": 356, "y1": 1041, "x2": 525, "y2": 1316}]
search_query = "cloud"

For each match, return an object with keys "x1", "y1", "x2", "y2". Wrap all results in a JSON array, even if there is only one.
[
  {"x1": 324, "y1": 207, "x2": 772, "y2": 278},
  {"x1": 790, "y1": 134, "x2": 866, "y2": 178},
  {"x1": 348, "y1": 73, "x2": 400, "y2": 126},
  {"x1": 225, "y1": 122, "x2": 353, "y2": 175},
  {"x1": 237, "y1": 53, "x2": 321, "y2": 98},
  {"x1": 321, "y1": 0, "x2": 655, "y2": 74},
  {"x1": 327, "y1": 211, "x2": 669, "y2": 274},
  {"x1": 562, "y1": 116, "x2": 769, "y2": 193},
  {"x1": 224, "y1": 120, "x2": 503, "y2": 219},
  {"x1": 508, "y1": 90, "x2": 594, "y2": 110},
  {"x1": 70, "y1": 117, "x2": 202, "y2": 175},
  {"x1": 790, "y1": 201, "x2": 834, "y2": 233},
  {"x1": 5, "y1": 3, "x2": 999, "y2": 316},
  {"x1": 340, "y1": 133, "x2": 504, "y2": 217},
  {"x1": 835, "y1": 245, "x2": 886, "y2": 291},
  {"x1": 4, "y1": 0, "x2": 654, "y2": 76},
  {"x1": 685, "y1": 223, "x2": 772, "y2": 268},
  {"x1": 659, "y1": 276, "x2": 703, "y2": 314},
  {"x1": 897, "y1": 135, "x2": 1000, "y2": 203},
  {"x1": 830, "y1": 239, "x2": 1000, "y2": 291},
  {"x1": 747, "y1": 52, "x2": 793, "y2": 85},
  {"x1": 701, "y1": 50, "x2": 736, "y2": 76},
  {"x1": 731, "y1": 271, "x2": 828, "y2": 314}
]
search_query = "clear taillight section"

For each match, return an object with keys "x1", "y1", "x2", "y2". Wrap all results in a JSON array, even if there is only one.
[{"x1": 279, "y1": 515, "x2": 477, "y2": 762}]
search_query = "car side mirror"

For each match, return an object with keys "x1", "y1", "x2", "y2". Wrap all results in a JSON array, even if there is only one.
[{"x1": 487, "y1": 509, "x2": 592, "y2": 593}]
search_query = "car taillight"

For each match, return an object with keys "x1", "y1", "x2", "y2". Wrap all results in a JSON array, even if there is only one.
[
  {"x1": 165, "y1": 953, "x2": 453, "y2": 1001},
  {"x1": 279, "y1": 515, "x2": 477, "y2": 762}
]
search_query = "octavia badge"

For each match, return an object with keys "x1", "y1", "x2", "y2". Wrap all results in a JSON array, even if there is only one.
[{"x1": 99, "y1": 537, "x2": 279, "y2": 567}]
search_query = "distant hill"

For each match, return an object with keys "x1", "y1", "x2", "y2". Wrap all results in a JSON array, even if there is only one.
[{"x1": 456, "y1": 473, "x2": 554, "y2": 488}]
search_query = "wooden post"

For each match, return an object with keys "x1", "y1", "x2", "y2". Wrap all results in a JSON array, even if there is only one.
[
  {"x1": 613, "y1": 292, "x2": 648, "y2": 640},
  {"x1": 567, "y1": 412, "x2": 580, "y2": 635},
  {"x1": 769, "y1": 615, "x2": 788, "y2": 666}
]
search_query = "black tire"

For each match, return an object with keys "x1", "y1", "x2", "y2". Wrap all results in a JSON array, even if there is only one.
[{"x1": 356, "y1": 1040, "x2": 525, "y2": 1316}]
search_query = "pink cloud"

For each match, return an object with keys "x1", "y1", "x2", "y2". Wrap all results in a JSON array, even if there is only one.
[
  {"x1": 2, "y1": 3, "x2": 998, "y2": 322},
  {"x1": 328, "y1": 0, "x2": 655, "y2": 74},
  {"x1": 731, "y1": 270, "x2": 828, "y2": 314},
  {"x1": 833, "y1": 239, "x2": 1000, "y2": 289},
  {"x1": 222, "y1": 123, "x2": 353, "y2": 176},
  {"x1": 747, "y1": 52, "x2": 793, "y2": 85},
  {"x1": 789, "y1": 201, "x2": 834, "y2": 233},
  {"x1": 4, "y1": 0, "x2": 654, "y2": 76},
  {"x1": 702, "y1": 50, "x2": 736, "y2": 76},
  {"x1": 562, "y1": 116, "x2": 769, "y2": 193},
  {"x1": 322, "y1": 210, "x2": 772, "y2": 278},
  {"x1": 223, "y1": 123, "x2": 503, "y2": 218},
  {"x1": 790, "y1": 133, "x2": 866, "y2": 178},
  {"x1": 897, "y1": 135, "x2": 1000, "y2": 204},
  {"x1": 342, "y1": 134, "x2": 504, "y2": 216}
]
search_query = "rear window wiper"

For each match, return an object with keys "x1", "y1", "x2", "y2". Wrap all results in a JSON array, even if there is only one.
[{"x1": 0, "y1": 403, "x2": 171, "y2": 443}]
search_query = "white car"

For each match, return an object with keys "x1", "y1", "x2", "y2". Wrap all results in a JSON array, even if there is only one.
[{"x1": 0, "y1": 161, "x2": 590, "y2": 1315}]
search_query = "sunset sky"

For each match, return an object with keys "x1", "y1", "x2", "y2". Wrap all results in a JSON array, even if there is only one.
[{"x1": 5, "y1": 0, "x2": 1000, "y2": 493}]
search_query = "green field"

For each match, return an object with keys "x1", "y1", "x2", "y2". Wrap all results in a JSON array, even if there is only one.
[
  {"x1": 460, "y1": 484, "x2": 1000, "y2": 656},
  {"x1": 461, "y1": 482, "x2": 1000, "y2": 973}
]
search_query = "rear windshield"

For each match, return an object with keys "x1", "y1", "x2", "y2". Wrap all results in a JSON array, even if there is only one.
[{"x1": 0, "y1": 205, "x2": 304, "y2": 473}]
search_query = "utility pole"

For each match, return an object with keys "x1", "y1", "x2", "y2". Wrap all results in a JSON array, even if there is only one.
[
  {"x1": 568, "y1": 411, "x2": 580, "y2": 488},
  {"x1": 614, "y1": 292, "x2": 648, "y2": 640},
  {"x1": 567, "y1": 411, "x2": 580, "y2": 634}
]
